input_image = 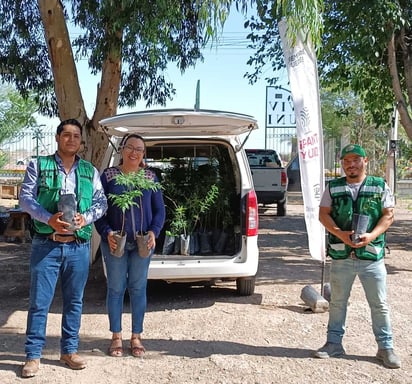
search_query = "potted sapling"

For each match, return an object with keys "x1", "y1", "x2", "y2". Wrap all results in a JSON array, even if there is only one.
[{"x1": 109, "y1": 169, "x2": 162, "y2": 257}]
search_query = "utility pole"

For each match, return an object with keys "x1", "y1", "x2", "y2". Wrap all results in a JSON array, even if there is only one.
[
  {"x1": 385, "y1": 105, "x2": 398, "y2": 200},
  {"x1": 194, "y1": 80, "x2": 200, "y2": 111},
  {"x1": 32, "y1": 124, "x2": 46, "y2": 159}
]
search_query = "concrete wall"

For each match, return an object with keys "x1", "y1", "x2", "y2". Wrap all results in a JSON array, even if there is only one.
[{"x1": 396, "y1": 180, "x2": 412, "y2": 198}]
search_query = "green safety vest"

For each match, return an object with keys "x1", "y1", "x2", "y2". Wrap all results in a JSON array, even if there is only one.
[
  {"x1": 328, "y1": 176, "x2": 386, "y2": 261},
  {"x1": 33, "y1": 155, "x2": 94, "y2": 241}
]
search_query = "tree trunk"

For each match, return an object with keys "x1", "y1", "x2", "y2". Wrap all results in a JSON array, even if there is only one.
[
  {"x1": 38, "y1": 0, "x2": 86, "y2": 123},
  {"x1": 38, "y1": 0, "x2": 123, "y2": 168},
  {"x1": 387, "y1": 31, "x2": 412, "y2": 140},
  {"x1": 89, "y1": 30, "x2": 123, "y2": 166}
]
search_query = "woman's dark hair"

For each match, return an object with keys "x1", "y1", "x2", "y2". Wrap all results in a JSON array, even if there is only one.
[
  {"x1": 56, "y1": 119, "x2": 83, "y2": 135},
  {"x1": 119, "y1": 133, "x2": 145, "y2": 149}
]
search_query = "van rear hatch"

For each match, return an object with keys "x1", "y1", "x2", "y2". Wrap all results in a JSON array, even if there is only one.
[
  {"x1": 95, "y1": 108, "x2": 259, "y2": 294},
  {"x1": 99, "y1": 109, "x2": 257, "y2": 137}
]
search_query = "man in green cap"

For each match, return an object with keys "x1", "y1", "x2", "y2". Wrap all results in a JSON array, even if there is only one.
[{"x1": 313, "y1": 143, "x2": 401, "y2": 369}]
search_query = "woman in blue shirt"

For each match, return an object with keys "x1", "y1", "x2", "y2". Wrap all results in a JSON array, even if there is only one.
[{"x1": 95, "y1": 134, "x2": 165, "y2": 358}]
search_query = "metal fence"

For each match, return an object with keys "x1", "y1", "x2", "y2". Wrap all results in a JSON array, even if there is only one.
[
  {"x1": 0, "y1": 126, "x2": 408, "y2": 184},
  {"x1": 0, "y1": 126, "x2": 57, "y2": 180},
  {"x1": 265, "y1": 128, "x2": 337, "y2": 172}
]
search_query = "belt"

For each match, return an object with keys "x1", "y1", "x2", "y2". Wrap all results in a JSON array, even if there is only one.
[
  {"x1": 350, "y1": 251, "x2": 358, "y2": 259},
  {"x1": 48, "y1": 234, "x2": 77, "y2": 243}
]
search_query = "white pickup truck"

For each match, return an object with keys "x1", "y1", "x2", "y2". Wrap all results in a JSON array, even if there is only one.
[{"x1": 245, "y1": 149, "x2": 288, "y2": 216}]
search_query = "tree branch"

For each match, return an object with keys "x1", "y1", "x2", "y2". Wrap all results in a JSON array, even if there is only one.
[{"x1": 387, "y1": 31, "x2": 412, "y2": 139}]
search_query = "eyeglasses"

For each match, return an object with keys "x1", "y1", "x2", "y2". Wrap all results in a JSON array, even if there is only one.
[{"x1": 123, "y1": 144, "x2": 144, "y2": 154}]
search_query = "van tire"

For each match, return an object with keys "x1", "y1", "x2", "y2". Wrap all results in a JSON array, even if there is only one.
[{"x1": 236, "y1": 277, "x2": 256, "y2": 296}]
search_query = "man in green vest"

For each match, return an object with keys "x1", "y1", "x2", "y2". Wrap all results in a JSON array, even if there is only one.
[
  {"x1": 313, "y1": 144, "x2": 400, "y2": 369},
  {"x1": 19, "y1": 119, "x2": 107, "y2": 378}
]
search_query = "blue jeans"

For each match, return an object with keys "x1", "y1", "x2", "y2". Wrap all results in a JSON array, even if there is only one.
[
  {"x1": 101, "y1": 241, "x2": 151, "y2": 334},
  {"x1": 25, "y1": 236, "x2": 90, "y2": 359},
  {"x1": 327, "y1": 258, "x2": 393, "y2": 349}
]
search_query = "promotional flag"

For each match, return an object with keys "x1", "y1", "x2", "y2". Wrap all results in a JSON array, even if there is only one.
[{"x1": 278, "y1": 19, "x2": 325, "y2": 261}]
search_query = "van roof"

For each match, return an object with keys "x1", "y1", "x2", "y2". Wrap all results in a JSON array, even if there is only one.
[
  {"x1": 245, "y1": 149, "x2": 279, "y2": 154},
  {"x1": 99, "y1": 109, "x2": 258, "y2": 137}
]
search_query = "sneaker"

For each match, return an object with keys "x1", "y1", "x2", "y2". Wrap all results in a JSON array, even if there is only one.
[
  {"x1": 21, "y1": 359, "x2": 40, "y2": 378},
  {"x1": 376, "y1": 349, "x2": 401, "y2": 369},
  {"x1": 59, "y1": 353, "x2": 87, "y2": 370},
  {"x1": 313, "y1": 342, "x2": 345, "y2": 359}
]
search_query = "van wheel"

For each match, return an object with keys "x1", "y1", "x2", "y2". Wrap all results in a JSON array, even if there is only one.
[{"x1": 236, "y1": 277, "x2": 255, "y2": 296}]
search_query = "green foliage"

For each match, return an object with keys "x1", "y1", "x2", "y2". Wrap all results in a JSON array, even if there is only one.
[
  {"x1": 0, "y1": 2, "x2": 55, "y2": 116},
  {"x1": 321, "y1": 89, "x2": 360, "y2": 139},
  {"x1": 320, "y1": 88, "x2": 393, "y2": 176},
  {"x1": 396, "y1": 129, "x2": 412, "y2": 179},
  {"x1": 166, "y1": 205, "x2": 188, "y2": 237},
  {"x1": 0, "y1": 85, "x2": 38, "y2": 143},
  {"x1": 108, "y1": 169, "x2": 162, "y2": 234},
  {"x1": 244, "y1": 0, "x2": 412, "y2": 135},
  {"x1": 275, "y1": 0, "x2": 324, "y2": 48},
  {"x1": 318, "y1": 1, "x2": 408, "y2": 127},
  {"x1": 0, "y1": 150, "x2": 8, "y2": 169},
  {"x1": 189, "y1": 184, "x2": 219, "y2": 233},
  {"x1": 0, "y1": 0, "x2": 233, "y2": 114},
  {"x1": 162, "y1": 159, "x2": 221, "y2": 237},
  {"x1": 165, "y1": 184, "x2": 219, "y2": 237}
]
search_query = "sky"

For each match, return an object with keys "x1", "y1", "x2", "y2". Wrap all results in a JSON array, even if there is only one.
[{"x1": 38, "y1": 7, "x2": 289, "y2": 150}]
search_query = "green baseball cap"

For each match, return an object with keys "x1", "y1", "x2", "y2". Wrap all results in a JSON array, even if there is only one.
[{"x1": 340, "y1": 144, "x2": 366, "y2": 159}]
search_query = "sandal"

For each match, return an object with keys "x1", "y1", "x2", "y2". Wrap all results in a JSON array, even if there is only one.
[
  {"x1": 130, "y1": 336, "x2": 145, "y2": 358},
  {"x1": 108, "y1": 336, "x2": 123, "y2": 357}
]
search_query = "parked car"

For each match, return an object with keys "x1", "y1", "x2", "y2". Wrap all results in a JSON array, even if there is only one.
[
  {"x1": 92, "y1": 109, "x2": 260, "y2": 295},
  {"x1": 286, "y1": 155, "x2": 301, "y2": 192},
  {"x1": 245, "y1": 149, "x2": 288, "y2": 216}
]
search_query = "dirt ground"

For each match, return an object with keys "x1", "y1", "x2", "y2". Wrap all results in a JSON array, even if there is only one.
[{"x1": 0, "y1": 198, "x2": 411, "y2": 384}]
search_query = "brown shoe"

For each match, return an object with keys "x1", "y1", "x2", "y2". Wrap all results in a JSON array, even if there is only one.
[
  {"x1": 108, "y1": 336, "x2": 123, "y2": 357},
  {"x1": 59, "y1": 353, "x2": 87, "y2": 370},
  {"x1": 22, "y1": 359, "x2": 40, "y2": 378},
  {"x1": 130, "y1": 336, "x2": 145, "y2": 358}
]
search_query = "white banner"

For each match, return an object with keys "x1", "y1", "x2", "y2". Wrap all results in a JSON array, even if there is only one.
[{"x1": 278, "y1": 19, "x2": 325, "y2": 261}]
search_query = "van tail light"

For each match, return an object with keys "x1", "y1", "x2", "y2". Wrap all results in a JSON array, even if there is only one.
[
  {"x1": 246, "y1": 190, "x2": 259, "y2": 236},
  {"x1": 281, "y1": 170, "x2": 288, "y2": 186}
]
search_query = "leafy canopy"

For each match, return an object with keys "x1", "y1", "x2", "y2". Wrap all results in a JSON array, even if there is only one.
[
  {"x1": 0, "y1": 0, "x2": 233, "y2": 116},
  {"x1": 0, "y1": 85, "x2": 38, "y2": 143},
  {"x1": 244, "y1": 0, "x2": 412, "y2": 139}
]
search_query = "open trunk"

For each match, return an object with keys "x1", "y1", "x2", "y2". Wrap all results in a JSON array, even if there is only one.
[
  {"x1": 143, "y1": 139, "x2": 242, "y2": 258},
  {"x1": 95, "y1": 109, "x2": 259, "y2": 295}
]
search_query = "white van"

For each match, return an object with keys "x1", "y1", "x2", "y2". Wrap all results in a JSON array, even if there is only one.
[{"x1": 93, "y1": 109, "x2": 259, "y2": 295}]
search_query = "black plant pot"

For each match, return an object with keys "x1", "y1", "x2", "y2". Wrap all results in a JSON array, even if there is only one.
[
  {"x1": 58, "y1": 193, "x2": 78, "y2": 230},
  {"x1": 199, "y1": 231, "x2": 213, "y2": 254},
  {"x1": 162, "y1": 234, "x2": 176, "y2": 255},
  {"x1": 189, "y1": 232, "x2": 200, "y2": 255}
]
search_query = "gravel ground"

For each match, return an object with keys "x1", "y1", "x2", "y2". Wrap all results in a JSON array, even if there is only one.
[{"x1": 0, "y1": 198, "x2": 411, "y2": 384}]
